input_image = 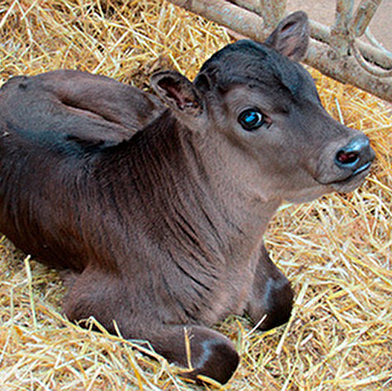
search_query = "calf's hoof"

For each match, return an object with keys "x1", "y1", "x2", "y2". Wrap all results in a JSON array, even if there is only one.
[
  {"x1": 259, "y1": 276, "x2": 294, "y2": 331},
  {"x1": 179, "y1": 337, "x2": 240, "y2": 385}
]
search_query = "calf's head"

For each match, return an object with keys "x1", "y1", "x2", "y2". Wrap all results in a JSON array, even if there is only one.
[{"x1": 151, "y1": 11, "x2": 374, "y2": 204}]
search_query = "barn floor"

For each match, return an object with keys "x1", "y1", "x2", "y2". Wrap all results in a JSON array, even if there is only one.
[{"x1": 0, "y1": 1, "x2": 391, "y2": 390}]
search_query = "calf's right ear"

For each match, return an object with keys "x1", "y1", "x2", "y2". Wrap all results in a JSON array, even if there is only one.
[
  {"x1": 150, "y1": 71, "x2": 204, "y2": 117},
  {"x1": 264, "y1": 11, "x2": 310, "y2": 61}
]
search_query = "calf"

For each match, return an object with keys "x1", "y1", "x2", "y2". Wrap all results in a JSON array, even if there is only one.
[{"x1": 0, "y1": 12, "x2": 374, "y2": 385}]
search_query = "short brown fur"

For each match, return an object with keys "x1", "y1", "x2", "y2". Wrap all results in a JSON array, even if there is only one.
[{"x1": 0, "y1": 12, "x2": 374, "y2": 385}]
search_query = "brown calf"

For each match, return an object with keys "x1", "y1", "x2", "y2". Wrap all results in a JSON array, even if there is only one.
[{"x1": 0, "y1": 12, "x2": 374, "y2": 385}]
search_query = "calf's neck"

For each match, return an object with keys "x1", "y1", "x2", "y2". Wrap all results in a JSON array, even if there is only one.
[{"x1": 0, "y1": 12, "x2": 374, "y2": 385}]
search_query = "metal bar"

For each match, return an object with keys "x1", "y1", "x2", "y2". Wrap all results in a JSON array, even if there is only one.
[
  {"x1": 330, "y1": 0, "x2": 353, "y2": 56},
  {"x1": 358, "y1": 40, "x2": 392, "y2": 70},
  {"x1": 310, "y1": 20, "x2": 392, "y2": 70},
  {"x1": 351, "y1": 40, "x2": 392, "y2": 77},
  {"x1": 306, "y1": 39, "x2": 392, "y2": 101},
  {"x1": 229, "y1": 0, "x2": 261, "y2": 14},
  {"x1": 334, "y1": 0, "x2": 354, "y2": 32},
  {"x1": 167, "y1": 0, "x2": 392, "y2": 102},
  {"x1": 365, "y1": 29, "x2": 389, "y2": 54},
  {"x1": 167, "y1": 0, "x2": 268, "y2": 42},
  {"x1": 310, "y1": 20, "x2": 331, "y2": 44},
  {"x1": 348, "y1": 0, "x2": 382, "y2": 38},
  {"x1": 227, "y1": 0, "x2": 392, "y2": 70},
  {"x1": 258, "y1": 0, "x2": 287, "y2": 30}
]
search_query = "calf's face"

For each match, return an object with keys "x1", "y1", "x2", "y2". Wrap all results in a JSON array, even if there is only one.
[
  {"x1": 197, "y1": 50, "x2": 374, "y2": 203},
  {"x1": 152, "y1": 11, "x2": 374, "y2": 204}
]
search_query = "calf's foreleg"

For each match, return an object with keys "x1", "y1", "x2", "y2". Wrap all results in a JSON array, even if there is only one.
[
  {"x1": 246, "y1": 244, "x2": 294, "y2": 331},
  {"x1": 62, "y1": 268, "x2": 239, "y2": 385}
]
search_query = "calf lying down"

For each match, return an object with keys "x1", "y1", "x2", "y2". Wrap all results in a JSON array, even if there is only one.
[{"x1": 0, "y1": 12, "x2": 374, "y2": 385}]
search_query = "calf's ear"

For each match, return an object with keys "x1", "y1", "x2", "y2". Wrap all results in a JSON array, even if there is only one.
[
  {"x1": 264, "y1": 11, "x2": 309, "y2": 61},
  {"x1": 151, "y1": 71, "x2": 203, "y2": 117}
]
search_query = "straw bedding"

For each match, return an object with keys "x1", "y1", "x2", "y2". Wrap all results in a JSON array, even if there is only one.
[{"x1": 0, "y1": 1, "x2": 391, "y2": 390}]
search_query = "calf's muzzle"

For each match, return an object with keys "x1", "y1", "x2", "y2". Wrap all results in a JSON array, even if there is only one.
[{"x1": 334, "y1": 134, "x2": 375, "y2": 177}]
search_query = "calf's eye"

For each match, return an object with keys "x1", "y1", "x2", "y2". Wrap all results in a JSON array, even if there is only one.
[{"x1": 238, "y1": 109, "x2": 266, "y2": 131}]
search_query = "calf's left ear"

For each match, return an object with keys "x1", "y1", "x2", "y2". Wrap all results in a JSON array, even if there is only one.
[
  {"x1": 264, "y1": 11, "x2": 310, "y2": 61},
  {"x1": 151, "y1": 71, "x2": 203, "y2": 117}
]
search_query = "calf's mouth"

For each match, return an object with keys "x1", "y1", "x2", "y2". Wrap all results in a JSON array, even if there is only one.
[{"x1": 324, "y1": 159, "x2": 373, "y2": 193}]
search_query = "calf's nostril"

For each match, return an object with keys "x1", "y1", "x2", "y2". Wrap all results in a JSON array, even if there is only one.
[
  {"x1": 336, "y1": 150, "x2": 360, "y2": 166},
  {"x1": 334, "y1": 135, "x2": 372, "y2": 169}
]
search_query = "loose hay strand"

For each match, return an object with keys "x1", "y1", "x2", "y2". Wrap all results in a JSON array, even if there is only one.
[
  {"x1": 0, "y1": 0, "x2": 391, "y2": 390},
  {"x1": 24, "y1": 256, "x2": 38, "y2": 331}
]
